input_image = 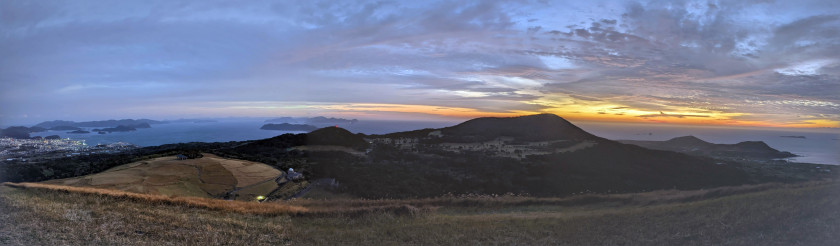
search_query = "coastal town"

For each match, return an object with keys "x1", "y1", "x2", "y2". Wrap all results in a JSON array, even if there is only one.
[{"x1": 0, "y1": 137, "x2": 137, "y2": 161}]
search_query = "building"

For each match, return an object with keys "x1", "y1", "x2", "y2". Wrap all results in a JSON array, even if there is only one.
[
  {"x1": 287, "y1": 168, "x2": 304, "y2": 181},
  {"x1": 176, "y1": 154, "x2": 188, "y2": 160}
]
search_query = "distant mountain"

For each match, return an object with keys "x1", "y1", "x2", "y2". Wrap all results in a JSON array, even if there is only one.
[
  {"x1": 264, "y1": 117, "x2": 297, "y2": 123},
  {"x1": 32, "y1": 120, "x2": 76, "y2": 129},
  {"x1": 0, "y1": 126, "x2": 34, "y2": 139},
  {"x1": 619, "y1": 136, "x2": 797, "y2": 159},
  {"x1": 305, "y1": 116, "x2": 358, "y2": 125},
  {"x1": 0, "y1": 126, "x2": 51, "y2": 138},
  {"x1": 34, "y1": 119, "x2": 162, "y2": 129},
  {"x1": 260, "y1": 123, "x2": 318, "y2": 132}
]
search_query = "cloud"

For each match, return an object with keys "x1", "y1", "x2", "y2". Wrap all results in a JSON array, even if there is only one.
[
  {"x1": 638, "y1": 111, "x2": 710, "y2": 118},
  {"x1": 0, "y1": 0, "x2": 838, "y2": 128}
]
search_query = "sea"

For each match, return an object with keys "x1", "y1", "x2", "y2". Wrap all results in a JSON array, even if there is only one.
[
  {"x1": 27, "y1": 119, "x2": 458, "y2": 147},
  {"x1": 26, "y1": 119, "x2": 840, "y2": 165},
  {"x1": 573, "y1": 121, "x2": 840, "y2": 165}
]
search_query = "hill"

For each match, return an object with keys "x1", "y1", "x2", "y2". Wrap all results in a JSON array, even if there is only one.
[
  {"x1": 305, "y1": 127, "x2": 369, "y2": 149},
  {"x1": 619, "y1": 136, "x2": 797, "y2": 160},
  {"x1": 440, "y1": 113, "x2": 600, "y2": 142},
  {"x1": 41, "y1": 154, "x2": 285, "y2": 201},
  {"x1": 0, "y1": 126, "x2": 35, "y2": 138},
  {"x1": 381, "y1": 113, "x2": 599, "y2": 142}
]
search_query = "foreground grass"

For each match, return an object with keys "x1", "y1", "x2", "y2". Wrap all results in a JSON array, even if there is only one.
[{"x1": 2, "y1": 182, "x2": 839, "y2": 245}]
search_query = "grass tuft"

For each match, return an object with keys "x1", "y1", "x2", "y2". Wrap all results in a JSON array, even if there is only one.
[{"x1": 3, "y1": 182, "x2": 308, "y2": 216}]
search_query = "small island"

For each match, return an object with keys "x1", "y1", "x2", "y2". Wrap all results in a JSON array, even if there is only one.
[
  {"x1": 94, "y1": 125, "x2": 137, "y2": 133},
  {"x1": 780, "y1": 135, "x2": 807, "y2": 139},
  {"x1": 264, "y1": 116, "x2": 359, "y2": 125},
  {"x1": 68, "y1": 130, "x2": 90, "y2": 134},
  {"x1": 260, "y1": 123, "x2": 318, "y2": 132}
]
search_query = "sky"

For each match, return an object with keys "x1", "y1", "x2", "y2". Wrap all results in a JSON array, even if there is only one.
[{"x1": 1, "y1": 0, "x2": 839, "y2": 128}]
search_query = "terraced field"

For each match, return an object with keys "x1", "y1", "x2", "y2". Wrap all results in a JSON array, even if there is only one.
[{"x1": 42, "y1": 154, "x2": 283, "y2": 200}]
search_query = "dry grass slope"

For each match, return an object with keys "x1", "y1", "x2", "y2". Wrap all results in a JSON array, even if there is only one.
[
  {"x1": 2, "y1": 181, "x2": 839, "y2": 245},
  {"x1": 3, "y1": 182, "x2": 308, "y2": 216},
  {"x1": 41, "y1": 154, "x2": 283, "y2": 200}
]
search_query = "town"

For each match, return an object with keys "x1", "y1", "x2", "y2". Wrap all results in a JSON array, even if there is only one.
[{"x1": 0, "y1": 137, "x2": 137, "y2": 162}]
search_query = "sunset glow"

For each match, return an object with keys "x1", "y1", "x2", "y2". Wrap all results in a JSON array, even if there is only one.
[{"x1": 1, "y1": 1, "x2": 838, "y2": 128}]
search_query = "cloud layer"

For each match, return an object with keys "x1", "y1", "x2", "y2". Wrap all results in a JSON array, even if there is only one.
[{"x1": 1, "y1": 0, "x2": 838, "y2": 127}]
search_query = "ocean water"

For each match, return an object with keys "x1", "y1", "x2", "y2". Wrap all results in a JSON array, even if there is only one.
[
  {"x1": 573, "y1": 121, "x2": 840, "y2": 165},
  {"x1": 28, "y1": 119, "x2": 458, "y2": 147},
  {"x1": 30, "y1": 120, "x2": 282, "y2": 147},
  {"x1": 28, "y1": 119, "x2": 839, "y2": 165}
]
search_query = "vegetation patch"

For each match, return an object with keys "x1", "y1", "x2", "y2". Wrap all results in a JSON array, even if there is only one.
[
  {"x1": 2, "y1": 181, "x2": 838, "y2": 245},
  {"x1": 40, "y1": 154, "x2": 285, "y2": 199}
]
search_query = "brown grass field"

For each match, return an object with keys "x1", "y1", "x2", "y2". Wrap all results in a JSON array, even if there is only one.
[
  {"x1": 41, "y1": 154, "x2": 283, "y2": 200},
  {"x1": 2, "y1": 180, "x2": 839, "y2": 245}
]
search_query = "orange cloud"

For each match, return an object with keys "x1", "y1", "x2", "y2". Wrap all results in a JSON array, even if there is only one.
[{"x1": 312, "y1": 103, "x2": 534, "y2": 119}]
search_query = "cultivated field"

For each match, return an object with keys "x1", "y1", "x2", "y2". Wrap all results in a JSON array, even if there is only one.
[
  {"x1": 41, "y1": 154, "x2": 283, "y2": 201},
  {"x1": 2, "y1": 181, "x2": 838, "y2": 245}
]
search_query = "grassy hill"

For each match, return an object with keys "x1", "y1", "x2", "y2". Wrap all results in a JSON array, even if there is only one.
[
  {"x1": 41, "y1": 154, "x2": 284, "y2": 201},
  {"x1": 2, "y1": 181, "x2": 838, "y2": 245}
]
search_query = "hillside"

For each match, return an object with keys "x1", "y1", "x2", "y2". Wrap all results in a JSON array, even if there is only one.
[
  {"x1": 619, "y1": 136, "x2": 797, "y2": 160},
  {"x1": 2, "y1": 181, "x2": 838, "y2": 245},
  {"x1": 41, "y1": 154, "x2": 285, "y2": 201}
]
